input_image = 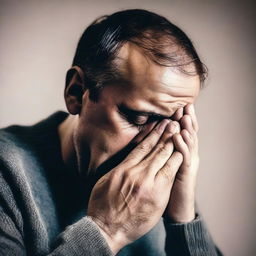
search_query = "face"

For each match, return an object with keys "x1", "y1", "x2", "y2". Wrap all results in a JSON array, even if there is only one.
[{"x1": 73, "y1": 43, "x2": 200, "y2": 180}]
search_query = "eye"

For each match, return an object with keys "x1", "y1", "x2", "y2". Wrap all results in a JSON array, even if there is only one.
[
  {"x1": 117, "y1": 105, "x2": 162, "y2": 131},
  {"x1": 129, "y1": 115, "x2": 148, "y2": 126},
  {"x1": 118, "y1": 110, "x2": 149, "y2": 130},
  {"x1": 126, "y1": 114, "x2": 161, "y2": 131},
  {"x1": 125, "y1": 115, "x2": 150, "y2": 132}
]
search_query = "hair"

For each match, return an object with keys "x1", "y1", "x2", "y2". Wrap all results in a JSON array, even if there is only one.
[{"x1": 72, "y1": 9, "x2": 208, "y2": 101}]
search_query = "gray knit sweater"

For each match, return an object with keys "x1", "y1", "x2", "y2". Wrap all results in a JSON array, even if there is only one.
[{"x1": 0, "y1": 112, "x2": 222, "y2": 256}]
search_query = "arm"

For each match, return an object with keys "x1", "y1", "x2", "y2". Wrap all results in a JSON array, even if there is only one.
[
  {"x1": 0, "y1": 208, "x2": 113, "y2": 256},
  {"x1": 48, "y1": 216, "x2": 113, "y2": 256},
  {"x1": 164, "y1": 213, "x2": 223, "y2": 256},
  {"x1": 0, "y1": 120, "x2": 184, "y2": 255},
  {"x1": 86, "y1": 119, "x2": 185, "y2": 254},
  {"x1": 164, "y1": 104, "x2": 223, "y2": 256},
  {"x1": 0, "y1": 170, "x2": 112, "y2": 256}
]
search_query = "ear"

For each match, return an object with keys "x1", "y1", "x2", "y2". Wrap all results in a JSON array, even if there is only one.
[{"x1": 64, "y1": 66, "x2": 85, "y2": 115}]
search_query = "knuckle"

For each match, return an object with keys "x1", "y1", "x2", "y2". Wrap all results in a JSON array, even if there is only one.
[
  {"x1": 111, "y1": 167, "x2": 124, "y2": 180},
  {"x1": 156, "y1": 141, "x2": 166, "y2": 150},
  {"x1": 113, "y1": 165, "x2": 136, "y2": 180},
  {"x1": 153, "y1": 127, "x2": 164, "y2": 136},
  {"x1": 157, "y1": 145, "x2": 172, "y2": 157},
  {"x1": 155, "y1": 134, "x2": 174, "y2": 149},
  {"x1": 163, "y1": 161, "x2": 171, "y2": 171},
  {"x1": 171, "y1": 120, "x2": 180, "y2": 127},
  {"x1": 184, "y1": 162, "x2": 191, "y2": 168},
  {"x1": 161, "y1": 168, "x2": 175, "y2": 183},
  {"x1": 132, "y1": 182, "x2": 151, "y2": 199},
  {"x1": 169, "y1": 121, "x2": 180, "y2": 133},
  {"x1": 166, "y1": 141, "x2": 174, "y2": 151},
  {"x1": 122, "y1": 169, "x2": 135, "y2": 181},
  {"x1": 138, "y1": 142, "x2": 153, "y2": 153},
  {"x1": 137, "y1": 160, "x2": 148, "y2": 171},
  {"x1": 181, "y1": 129, "x2": 188, "y2": 137}
]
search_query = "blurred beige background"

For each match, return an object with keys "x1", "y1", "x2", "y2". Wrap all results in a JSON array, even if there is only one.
[{"x1": 0, "y1": 0, "x2": 255, "y2": 255}]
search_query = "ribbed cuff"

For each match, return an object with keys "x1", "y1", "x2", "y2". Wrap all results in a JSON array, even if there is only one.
[
  {"x1": 53, "y1": 216, "x2": 113, "y2": 256},
  {"x1": 164, "y1": 214, "x2": 218, "y2": 256}
]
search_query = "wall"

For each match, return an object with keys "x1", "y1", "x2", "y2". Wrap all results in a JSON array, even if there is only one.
[{"x1": 0, "y1": 0, "x2": 255, "y2": 255}]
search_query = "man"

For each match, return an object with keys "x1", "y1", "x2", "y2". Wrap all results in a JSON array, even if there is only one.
[{"x1": 0, "y1": 9, "x2": 222, "y2": 256}]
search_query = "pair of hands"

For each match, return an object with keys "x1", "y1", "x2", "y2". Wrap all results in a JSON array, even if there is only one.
[{"x1": 87, "y1": 104, "x2": 199, "y2": 254}]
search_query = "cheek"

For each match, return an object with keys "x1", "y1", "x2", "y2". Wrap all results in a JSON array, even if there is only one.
[
  {"x1": 99, "y1": 116, "x2": 139, "y2": 155},
  {"x1": 112, "y1": 129, "x2": 138, "y2": 150},
  {"x1": 80, "y1": 103, "x2": 139, "y2": 154}
]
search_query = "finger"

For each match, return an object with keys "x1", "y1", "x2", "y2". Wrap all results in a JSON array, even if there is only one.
[
  {"x1": 142, "y1": 121, "x2": 180, "y2": 177},
  {"x1": 173, "y1": 133, "x2": 191, "y2": 167},
  {"x1": 184, "y1": 104, "x2": 199, "y2": 132},
  {"x1": 181, "y1": 129, "x2": 193, "y2": 150},
  {"x1": 182, "y1": 129, "x2": 198, "y2": 152},
  {"x1": 172, "y1": 107, "x2": 183, "y2": 121},
  {"x1": 155, "y1": 151, "x2": 183, "y2": 186},
  {"x1": 123, "y1": 119, "x2": 170, "y2": 166},
  {"x1": 131, "y1": 121, "x2": 157, "y2": 145},
  {"x1": 180, "y1": 115, "x2": 194, "y2": 135}
]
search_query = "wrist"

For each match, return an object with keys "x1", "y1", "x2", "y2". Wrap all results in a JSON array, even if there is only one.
[
  {"x1": 89, "y1": 216, "x2": 127, "y2": 255},
  {"x1": 167, "y1": 204, "x2": 195, "y2": 223},
  {"x1": 169, "y1": 212, "x2": 195, "y2": 223}
]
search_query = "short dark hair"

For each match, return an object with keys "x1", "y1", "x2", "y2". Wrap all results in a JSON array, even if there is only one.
[{"x1": 72, "y1": 9, "x2": 207, "y2": 100}]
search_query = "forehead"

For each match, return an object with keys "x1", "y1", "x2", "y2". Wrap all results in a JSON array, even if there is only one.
[{"x1": 111, "y1": 42, "x2": 200, "y2": 115}]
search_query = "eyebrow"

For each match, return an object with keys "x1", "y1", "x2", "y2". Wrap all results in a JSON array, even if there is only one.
[{"x1": 117, "y1": 104, "x2": 171, "y2": 120}]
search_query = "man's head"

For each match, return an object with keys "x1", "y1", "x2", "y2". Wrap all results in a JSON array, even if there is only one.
[{"x1": 63, "y1": 9, "x2": 206, "y2": 181}]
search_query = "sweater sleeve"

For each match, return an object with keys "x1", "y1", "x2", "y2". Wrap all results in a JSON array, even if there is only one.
[
  {"x1": 0, "y1": 208, "x2": 26, "y2": 256},
  {"x1": 48, "y1": 216, "x2": 113, "y2": 256},
  {"x1": 0, "y1": 165, "x2": 113, "y2": 256},
  {"x1": 0, "y1": 207, "x2": 113, "y2": 256},
  {"x1": 163, "y1": 214, "x2": 223, "y2": 256},
  {"x1": 0, "y1": 130, "x2": 114, "y2": 256}
]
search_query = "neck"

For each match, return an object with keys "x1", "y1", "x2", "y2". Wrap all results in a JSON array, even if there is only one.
[
  {"x1": 58, "y1": 114, "x2": 93, "y2": 206},
  {"x1": 58, "y1": 114, "x2": 78, "y2": 173}
]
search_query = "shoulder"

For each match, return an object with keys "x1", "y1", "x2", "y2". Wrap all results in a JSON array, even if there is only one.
[
  {"x1": 0, "y1": 125, "x2": 40, "y2": 201},
  {"x1": 0, "y1": 125, "x2": 35, "y2": 170},
  {"x1": 0, "y1": 111, "x2": 68, "y2": 169}
]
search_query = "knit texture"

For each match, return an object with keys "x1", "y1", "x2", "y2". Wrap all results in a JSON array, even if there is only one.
[{"x1": 0, "y1": 112, "x2": 223, "y2": 255}]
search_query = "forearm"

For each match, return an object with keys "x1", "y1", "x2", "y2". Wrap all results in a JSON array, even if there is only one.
[
  {"x1": 48, "y1": 216, "x2": 113, "y2": 256},
  {"x1": 0, "y1": 211, "x2": 113, "y2": 256},
  {"x1": 164, "y1": 214, "x2": 223, "y2": 256}
]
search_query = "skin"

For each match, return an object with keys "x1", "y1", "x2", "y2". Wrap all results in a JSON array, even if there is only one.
[{"x1": 58, "y1": 42, "x2": 200, "y2": 254}]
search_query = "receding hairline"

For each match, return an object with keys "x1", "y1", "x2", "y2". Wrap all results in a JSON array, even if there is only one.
[
  {"x1": 71, "y1": 9, "x2": 208, "y2": 101},
  {"x1": 109, "y1": 40, "x2": 201, "y2": 86}
]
